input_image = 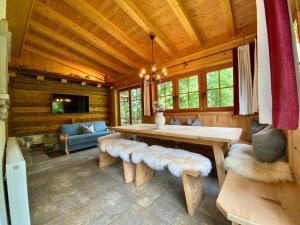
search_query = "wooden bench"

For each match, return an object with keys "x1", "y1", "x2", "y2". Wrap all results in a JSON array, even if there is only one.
[
  {"x1": 132, "y1": 146, "x2": 212, "y2": 216},
  {"x1": 217, "y1": 170, "x2": 300, "y2": 225},
  {"x1": 98, "y1": 134, "x2": 148, "y2": 183}
]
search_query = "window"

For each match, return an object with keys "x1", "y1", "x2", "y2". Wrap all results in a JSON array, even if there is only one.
[
  {"x1": 130, "y1": 88, "x2": 142, "y2": 124},
  {"x1": 178, "y1": 75, "x2": 199, "y2": 109},
  {"x1": 155, "y1": 65, "x2": 233, "y2": 112},
  {"x1": 157, "y1": 81, "x2": 173, "y2": 110},
  {"x1": 119, "y1": 87, "x2": 142, "y2": 125},
  {"x1": 119, "y1": 90, "x2": 130, "y2": 125},
  {"x1": 206, "y1": 68, "x2": 233, "y2": 108}
]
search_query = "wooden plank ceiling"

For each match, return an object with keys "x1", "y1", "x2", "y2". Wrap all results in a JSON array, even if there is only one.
[{"x1": 6, "y1": 0, "x2": 257, "y2": 84}]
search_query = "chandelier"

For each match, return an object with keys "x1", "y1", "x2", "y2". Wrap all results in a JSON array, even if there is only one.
[{"x1": 139, "y1": 33, "x2": 168, "y2": 84}]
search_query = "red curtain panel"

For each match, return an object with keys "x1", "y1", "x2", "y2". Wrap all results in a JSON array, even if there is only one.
[
  {"x1": 264, "y1": 0, "x2": 299, "y2": 129},
  {"x1": 233, "y1": 48, "x2": 239, "y2": 115}
]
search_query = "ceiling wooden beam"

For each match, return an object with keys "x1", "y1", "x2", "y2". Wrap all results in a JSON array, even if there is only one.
[
  {"x1": 166, "y1": 0, "x2": 203, "y2": 47},
  {"x1": 23, "y1": 46, "x2": 107, "y2": 82},
  {"x1": 114, "y1": 0, "x2": 176, "y2": 57},
  {"x1": 64, "y1": 0, "x2": 151, "y2": 62},
  {"x1": 25, "y1": 33, "x2": 119, "y2": 79},
  {"x1": 34, "y1": 1, "x2": 140, "y2": 69},
  {"x1": 161, "y1": 33, "x2": 256, "y2": 69},
  {"x1": 6, "y1": 0, "x2": 35, "y2": 57},
  {"x1": 29, "y1": 20, "x2": 131, "y2": 75},
  {"x1": 220, "y1": 0, "x2": 236, "y2": 37}
]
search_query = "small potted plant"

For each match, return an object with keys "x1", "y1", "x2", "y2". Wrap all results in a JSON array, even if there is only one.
[{"x1": 153, "y1": 101, "x2": 165, "y2": 129}]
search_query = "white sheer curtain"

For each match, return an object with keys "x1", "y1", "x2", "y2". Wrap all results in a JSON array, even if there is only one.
[
  {"x1": 256, "y1": 0, "x2": 272, "y2": 124},
  {"x1": 238, "y1": 44, "x2": 253, "y2": 115},
  {"x1": 252, "y1": 39, "x2": 258, "y2": 114},
  {"x1": 143, "y1": 81, "x2": 151, "y2": 116}
]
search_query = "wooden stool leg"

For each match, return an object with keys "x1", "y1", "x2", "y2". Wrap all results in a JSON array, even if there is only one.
[
  {"x1": 135, "y1": 162, "x2": 155, "y2": 188},
  {"x1": 182, "y1": 171, "x2": 203, "y2": 216},
  {"x1": 123, "y1": 160, "x2": 136, "y2": 183},
  {"x1": 99, "y1": 152, "x2": 119, "y2": 168}
]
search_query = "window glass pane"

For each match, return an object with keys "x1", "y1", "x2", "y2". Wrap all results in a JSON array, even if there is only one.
[
  {"x1": 220, "y1": 87, "x2": 234, "y2": 106},
  {"x1": 136, "y1": 88, "x2": 141, "y2": 100},
  {"x1": 131, "y1": 89, "x2": 136, "y2": 100},
  {"x1": 165, "y1": 96, "x2": 173, "y2": 110},
  {"x1": 220, "y1": 68, "x2": 233, "y2": 88},
  {"x1": 179, "y1": 93, "x2": 188, "y2": 109},
  {"x1": 179, "y1": 78, "x2": 188, "y2": 93},
  {"x1": 158, "y1": 96, "x2": 165, "y2": 107},
  {"x1": 158, "y1": 83, "x2": 165, "y2": 97},
  {"x1": 189, "y1": 92, "x2": 199, "y2": 108},
  {"x1": 207, "y1": 89, "x2": 220, "y2": 107},
  {"x1": 165, "y1": 81, "x2": 173, "y2": 95},
  {"x1": 207, "y1": 71, "x2": 219, "y2": 89},
  {"x1": 120, "y1": 100, "x2": 130, "y2": 125},
  {"x1": 189, "y1": 76, "x2": 198, "y2": 92}
]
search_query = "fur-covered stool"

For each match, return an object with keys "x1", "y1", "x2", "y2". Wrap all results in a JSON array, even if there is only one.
[
  {"x1": 97, "y1": 133, "x2": 148, "y2": 183},
  {"x1": 131, "y1": 145, "x2": 212, "y2": 216}
]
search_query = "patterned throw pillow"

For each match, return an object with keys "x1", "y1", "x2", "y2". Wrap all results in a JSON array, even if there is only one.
[
  {"x1": 187, "y1": 118, "x2": 193, "y2": 125},
  {"x1": 80, "y1": 124, "x2": 95, "y2": 134}
]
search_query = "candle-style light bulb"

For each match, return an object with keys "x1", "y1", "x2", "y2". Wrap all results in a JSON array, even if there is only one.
[
  {"x1": 156, "y1": 74, "x2": 161, "y2": 80},
  {"x1": 139, "y1": 73, "x2": 144, "y2": 78},
  {"x1": 145, "y1": 74, "x2": 150, "y2": 80},
  {"x1": 152, "y1": 65, "x2": 156, "y2": 72},
  {"x1": 142, "y1": 69, "x2": 146, "y2": 74},
  {"x1": 162, "y1": 68, "x2": 166, "y2": 73}
]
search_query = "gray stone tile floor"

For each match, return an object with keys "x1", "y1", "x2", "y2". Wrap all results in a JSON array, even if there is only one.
[{"x1": 27, "y1": 147, "x2": 230, "y2": 225}]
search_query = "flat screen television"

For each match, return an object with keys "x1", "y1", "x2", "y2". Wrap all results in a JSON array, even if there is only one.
[{"x1": 52, "y1": 94, "x2": 89, "y2": 114}]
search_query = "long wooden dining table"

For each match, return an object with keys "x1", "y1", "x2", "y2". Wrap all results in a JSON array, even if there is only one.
[{"x1": 112, "y1": 123, "x2": 243, "y2": 187}]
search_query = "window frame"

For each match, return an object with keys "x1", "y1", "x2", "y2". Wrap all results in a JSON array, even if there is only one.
[
  {"x1": 155, "y1": 63, "x2": 233, "y2": 113},
  {"x1": 155, "y1": 80, "x2": 175, "y2": 112},
  {"x1": 118, "y1": 85, "x2": 142, "y2": 125},
  {"x1": 203, "y1": 66, "x2": 234, "y2": 111}
]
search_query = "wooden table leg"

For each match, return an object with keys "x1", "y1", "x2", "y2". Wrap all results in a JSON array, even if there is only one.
[
  {"x1": 123, "y1": 160, "x2": 136, "y2": 183},
  {"x1": 213, "y1": 143, "x2": 226, "y2": 187},
  {"x1": 182, "y1": 171, "x2": 203, "y2": 216},
  {"x1": 135, "y1": 162, "x2": 155, "y2": 188}
]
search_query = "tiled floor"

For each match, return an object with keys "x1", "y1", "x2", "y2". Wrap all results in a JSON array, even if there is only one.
[{"x1": 28, "y1": 147, "x2": 230, "y2": 225}]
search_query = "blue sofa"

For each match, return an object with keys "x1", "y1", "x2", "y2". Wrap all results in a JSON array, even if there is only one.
[{"x1": 59, "y1": 121, "x2": 111, "y2": 154}]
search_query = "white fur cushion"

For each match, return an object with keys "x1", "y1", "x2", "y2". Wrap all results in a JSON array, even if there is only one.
[
  {"x1": 225, "y1": 143, "x2": 293, "y2": 183},
  {"x1": 132, "y1": 145, "x2": 212, "y2": 177},
  {"x1": 100, "y1": 138, "x2": 148, "y2": 162}
]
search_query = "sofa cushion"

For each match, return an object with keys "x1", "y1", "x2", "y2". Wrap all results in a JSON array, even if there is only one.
[
  {"x1": 191, "y1": 118, "x2": 202, "y2": 126},
  {"x1": 61, "y1": 124, "x2": 80, "y2": 136},
  {"x1": 249, "y1": 120, "x2": 268, "y2": 142},
  {"x1": 68, "y1": 131, "x2": 110, "y2": 145},
  {"x1": 93, "y1": 121, "x2": 107, "y2": 131}
]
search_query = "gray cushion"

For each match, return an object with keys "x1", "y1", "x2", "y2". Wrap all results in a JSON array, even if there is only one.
[
  {"x1": 191, "y1": 118, "x2": 202, "y2": 126},
  {"x1": 170, "y1": 119, "x2": 181, "y2": 125},
  {"x1": 252, "y1": 127, "x2": 286, "y2": 163},
  {"x1": 249, "y1": 120, "x2": 268, "y2": 142}
]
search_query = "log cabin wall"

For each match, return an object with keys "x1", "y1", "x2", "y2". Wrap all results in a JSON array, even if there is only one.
[
  {"x1": 288, "y1": 129, "x2": 300, "y2": 184},
  {"x1": 8, "y1": 73, "x2": 110, "y2": 137}
]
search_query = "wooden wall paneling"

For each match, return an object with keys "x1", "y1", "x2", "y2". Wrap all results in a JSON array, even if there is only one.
[
  {"x1": 29, "y1": 20, "x2": 131, "y2": 75},
  {"x1": 291, "y1": 129, "x2": 300, "y2": 184},
  {"x1": 34, "y1": 1, "x2": 140, "y2": 68},
  {"x1": 64, "y1": 0, "x2": 151, "y2": 62},
  {"x1": 166, "y1": 0, "x2": 203, "y2": 46},
  {"x1": 8, "y1": 74, "x2": 110, "y2": 136},
  {"x1": 114, "y1": 0, "x2": 176, "y2": 57}
]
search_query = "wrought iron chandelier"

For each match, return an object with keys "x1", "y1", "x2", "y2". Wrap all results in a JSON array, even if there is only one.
[{"x1": 139, "y1": 33, "x2": 168, "y2": 84}]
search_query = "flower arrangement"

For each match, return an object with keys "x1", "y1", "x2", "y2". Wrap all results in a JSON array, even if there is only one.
[{"x1": 152, "y1": 101, "x2": 165, "y2": 112}]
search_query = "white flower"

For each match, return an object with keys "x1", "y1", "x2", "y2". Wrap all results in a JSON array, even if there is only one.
[{"x1": 152, "y1": 101, "x2": 165, "y2": 112}]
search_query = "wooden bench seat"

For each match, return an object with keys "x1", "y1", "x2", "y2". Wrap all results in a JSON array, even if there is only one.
[
  {"x1": 132, "y1": 145, "x2": 212, "y2": 216},
  {"x1": 217, "y1": 170, "x2": 300, "y2": 225}
]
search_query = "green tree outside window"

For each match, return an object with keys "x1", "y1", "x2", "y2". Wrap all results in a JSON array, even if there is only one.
[
  {"x1": 179, "y1": 75, "x2": 199, "y2": 109},
  {"x1": 157, "y1": 81, "x2": 173, "y2": 110}
]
